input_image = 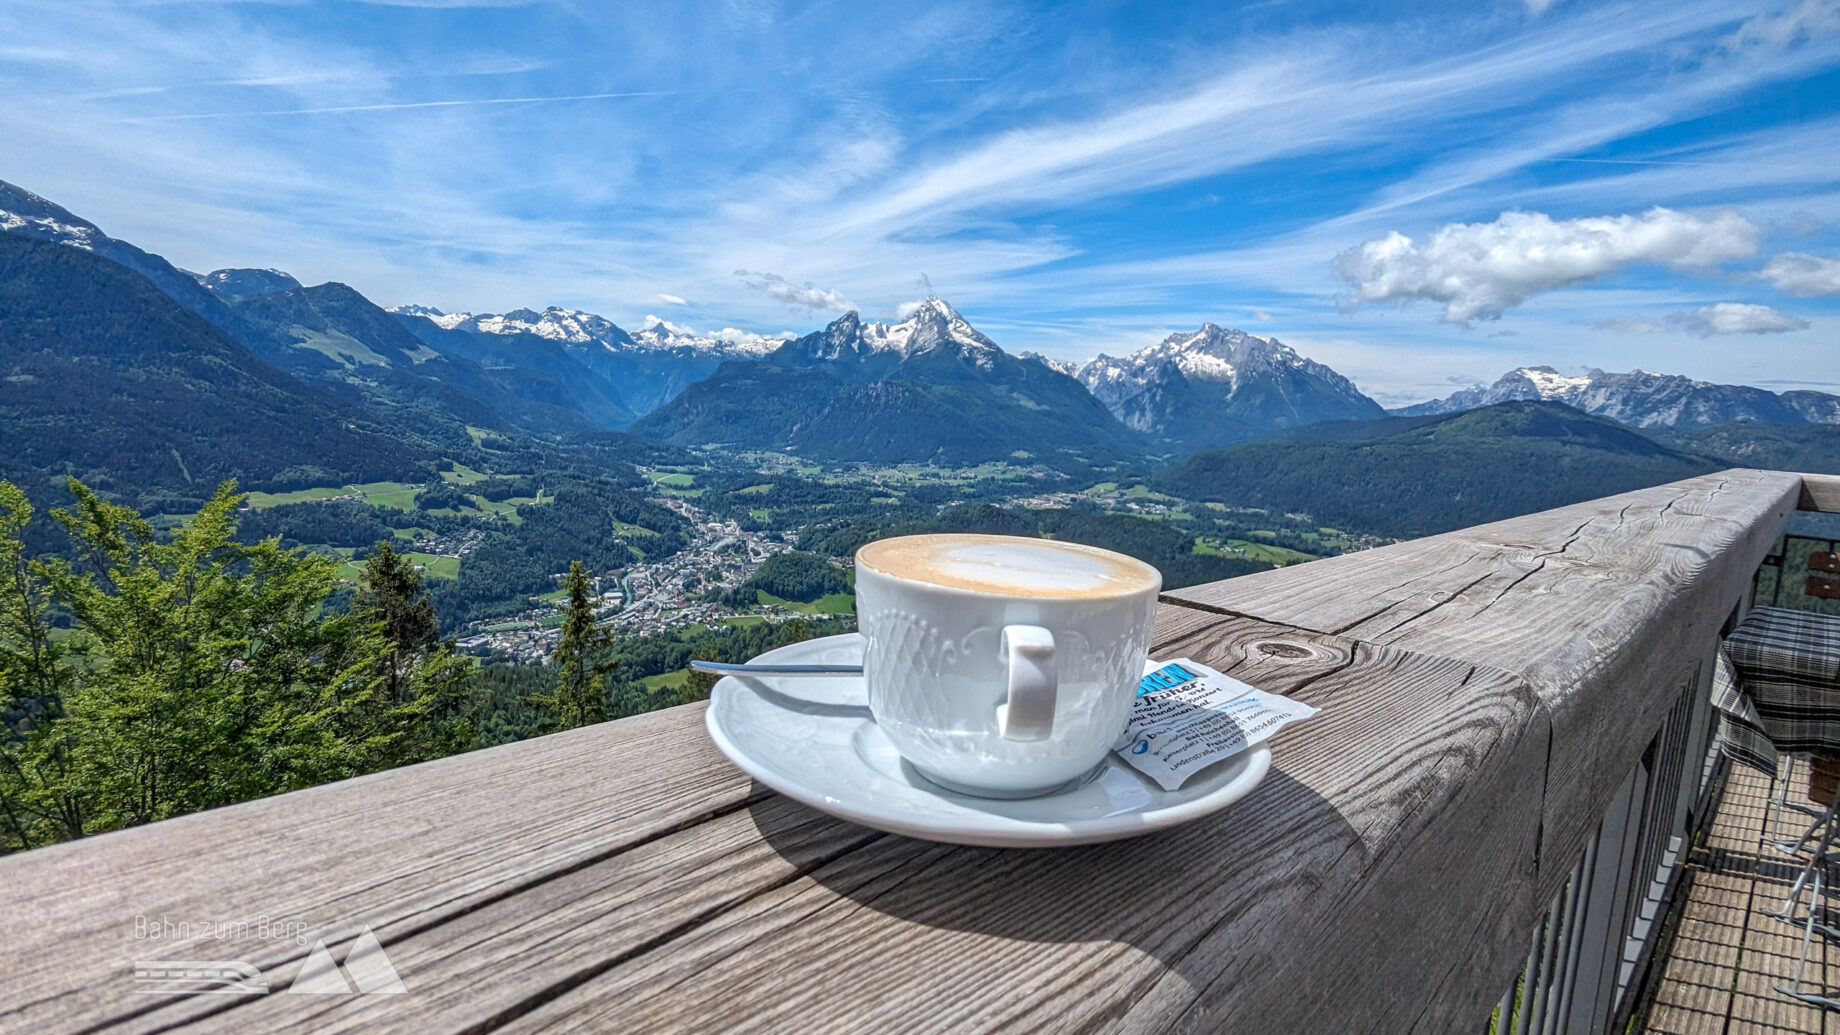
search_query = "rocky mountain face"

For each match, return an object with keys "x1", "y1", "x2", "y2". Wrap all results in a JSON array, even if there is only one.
[
  {"x1": 216, "y1": 282, "x2": 621, "y2": 434},
  {"x1": 195, "y1": 267, "x2": 302, "y2": 299},
  {"x1": 633, "y1": 299, "x2": 1145, "y2": 468},
  {"x1": 1398, "y1": 366, "x2": 1840, "y2": 428},
  {"x1": 1077, "y1": 324, "x2": 1385, "y2": 453},
  {"x1": 392, "y1": 306, "x2": 783, "y2": 418},
  {"x1": 1018, "y1": 351, "x2": 1080, "y2": 376}
]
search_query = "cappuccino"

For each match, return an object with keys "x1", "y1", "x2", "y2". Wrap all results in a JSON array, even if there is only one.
[
  {"x1": 856, "y1": 533, "x2": 1159, "y2": 599},
  {"x1": 854, "y1": 533, "x2": 1162, "y2": 796}
]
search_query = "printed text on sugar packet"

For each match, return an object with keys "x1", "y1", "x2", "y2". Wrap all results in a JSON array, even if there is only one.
[{"x1": 1113, "y1": 659, "x2": 1319, "y2": 791}]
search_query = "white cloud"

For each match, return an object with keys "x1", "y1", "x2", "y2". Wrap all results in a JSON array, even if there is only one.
[
  {"x1": 1678, "y1": 302, "x2": 1809, "y2": 336},
  {"x1": 735, "y1": 270, "x2": 854, "y2": 312},
  {"x1": 1759, "y1": 252, "x2": 1840, "y2": 296},
  {"x1": 894, "y1": 299, "x2": 927, "y2": 319},
  {"x1": 1596, "y1": 302, "x2": 1809, "y2": 336},
  {"x1": 1333, "y1": 207, "x2": 1760, "y2": 323},
  {"x1": 657, "y1": 293, "x2": 688, "y2": 305},
  {"x1": 1722, "y1": 0, "x2": 1840, "y2": 59},
  {"x1": 1252, "y1": 308, "x2": 1276, "y2": 322},
  {"x1": 642, "y1": 314, "x2": 694, "y2": 334},
  {"x1": 709, "y1": 326, "x2": 779, "y2": 345}
]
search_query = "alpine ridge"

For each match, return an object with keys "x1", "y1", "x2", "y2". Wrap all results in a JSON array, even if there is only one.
[
  {"x1": 1398, "y1": 366, "x2": 1840, "y2": 428},
  {"x1": 1078, "y1": 324, "x2": 1384, "y2": 452},
  {"x1": 391, "y1": 305, "x2": 784, "y2": 418},
  {"x1": 632, "y1": 298, "x2": 1144, "y2": 467}
]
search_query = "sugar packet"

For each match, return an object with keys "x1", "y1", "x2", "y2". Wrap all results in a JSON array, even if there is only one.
[{"x1": 1113, "y1": 658, "x2": 1319, "y2": 792}]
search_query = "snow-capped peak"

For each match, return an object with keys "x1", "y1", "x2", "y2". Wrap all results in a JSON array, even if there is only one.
[
  {"x1": 1080, "y1": 323, "x2": 1347, "y2": 394},
  {"x1": 387, "y1": 303, "x2": 784, "y2": 356},
  {"x1": 859, "y1": 297, "x2": 1002, "y2": 358},
  {"x1": 0, "y1": 180, "x2": 102, "y2": 250},
  {"x1": 1394, "y1": 365, "x2": 1840, "y2": 428},
  {"x1": 1509, "y1": 366, "x2": 1594, "y2": 401},
  {"x1": 387, "y1": 304, "x2": 474, "y2": 331},
  {"x1": 1019, "y1": 351, "x2": 1080, "y2": 376},
  {"x1": 1075, "y1": 322, "x2": 1382, "y2": 443},
  {"x1": 630, "y1": 314, "x2": 784, "y2": 356}
]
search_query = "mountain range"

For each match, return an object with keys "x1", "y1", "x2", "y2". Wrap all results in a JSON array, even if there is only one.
[
  {"x1": 1076, "y1": 324, "x2": 1385, "y2": 452},
  {"x1": 391, "y1": 305, "x2": 780, "y2": 419},
  {"x1": 1399, "y1": 366, "x2": 1840, "y2": 427},
  {"x1": 633, "y1": 300, "x2": 1146, "y2": 467},
  {"x1": 5, "y1": 175, "x2": 1839, "y2": 502}
]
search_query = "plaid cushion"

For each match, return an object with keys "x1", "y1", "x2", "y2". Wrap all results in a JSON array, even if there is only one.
[
  {"x1": 1726, "y1": 607, "x2": 1840, "y2": 683},
  {"x1": 1711, "y1": 648, "x2": 1779, "y2": 776},
  {"x1": 1741, "y1": 675, "x2": 1840, "y2": 754}
]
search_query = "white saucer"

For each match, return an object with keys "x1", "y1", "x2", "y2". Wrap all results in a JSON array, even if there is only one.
[{"x1": 704, "y1": 633, "x2": 1272, "y2": 847}]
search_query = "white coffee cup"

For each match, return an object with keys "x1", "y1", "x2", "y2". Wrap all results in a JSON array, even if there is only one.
[{"x1": 854, "y1": 533, "x2": 1162, "y2": 797}]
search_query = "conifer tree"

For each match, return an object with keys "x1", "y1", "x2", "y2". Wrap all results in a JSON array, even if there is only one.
[
  {"x1": 353, "y1": 541, "x2": 441, "y2": 705},
  {"x1": 529, "y1": 561, "x2": 614, "y2": 731},
  {"x1": 349, "y1": 540, "x2": 475, "y2": 767},
  {"x1": 0, "y1": 479, "x2": 478, "y2": 853}
]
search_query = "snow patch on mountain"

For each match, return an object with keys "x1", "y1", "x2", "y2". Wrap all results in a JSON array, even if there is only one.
[
  {"x1": 196, "y1": 267, "x2": 302, "y2": 298},
  {"x1": 388, "y1": 304, "x2": 783, "y2": 357},
  {"x1": 1397, "y1": 366, "x2": 1840, "y2": 427},
  {"x1": 0, "y1": 209, "x2": 97, "y2": 249},
  {"x1": 1075, "y1": 324, "x2": 1383, "y2": 447},
  {"x1": 857, "y1": 297, "x2": 1002, "y2": 366},
  {"x1": 1019, "y1": 351, "x2": 1080, "y2": 376},
  {"x1": 632, "y1": 314, "x2": 783, "y2": 356}
]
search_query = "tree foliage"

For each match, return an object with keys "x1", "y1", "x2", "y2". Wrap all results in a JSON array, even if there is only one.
[
  {"x1": 525, "y1": 561, "x2": 615, "y2": 732},
  {"x1": 0, "y1": 478, "x2": 476, "y2": 854},
  {"x1": 725, "y1": 551, "x2": 850, "y2": 605}
]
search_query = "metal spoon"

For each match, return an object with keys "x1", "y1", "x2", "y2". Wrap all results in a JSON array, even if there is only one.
[{"x1": 688, "y1": 660, "x2": 864, "y2": 676}]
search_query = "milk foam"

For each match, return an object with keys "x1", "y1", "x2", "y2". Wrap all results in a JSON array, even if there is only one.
[{"x1": 857, "y1": 534, "x2": 1160, "y2": 598}]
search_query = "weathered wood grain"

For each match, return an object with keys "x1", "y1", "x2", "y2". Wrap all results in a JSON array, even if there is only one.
[
  {"x1": 1802, "y1": 473, "x2": 1840, "y2": 514},
  {"x1": 0, "y1": 704, "x2": 761, "y2": 1031},
  {"x1": 497, "y1": 611, "x2": 1548, "y2": 1035},
  {"x1": 1166, "y1": 470, "x2": 1802, "y2": 902},
  {"x1": 128, "y1": 796, "x2": 884, "y2": 1033}
]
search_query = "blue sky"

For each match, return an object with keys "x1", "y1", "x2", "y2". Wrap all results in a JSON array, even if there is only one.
[{"x1": 3, "y1": 0, "x2": 1838, "y2": 404}]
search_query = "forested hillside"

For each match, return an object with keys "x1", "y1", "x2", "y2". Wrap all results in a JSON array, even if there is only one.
[
  {"x1": 1155, "y1": 402, "x2": 1723, "y2": 538},
  {"x1": 1647, "y1": 423, "x2": 1840, "y2": 475},
  {"x1": 0, "y1": 233, "x2": 431, "y2": 506}
]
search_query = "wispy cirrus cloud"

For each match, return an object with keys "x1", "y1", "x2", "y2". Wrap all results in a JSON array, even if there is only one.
[{"x1": 121, "y1": 91, "x2": 675, "y2": 122}]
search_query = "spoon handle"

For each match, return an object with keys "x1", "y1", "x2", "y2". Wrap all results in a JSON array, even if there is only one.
[{"x1": 688, "y1": 661, "x2": 864, "y2": 676}]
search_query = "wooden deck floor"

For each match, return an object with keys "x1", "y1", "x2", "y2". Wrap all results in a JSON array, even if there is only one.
[{"x1": 1642, "y1": 761, "x2": 1839, "y2": 1034}]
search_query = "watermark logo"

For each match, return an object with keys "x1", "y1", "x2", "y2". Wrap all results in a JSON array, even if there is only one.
[
  {"x1": 287, "y1": 927, "x2": 406, "y2": 995},
  {"x1": 134, "y1": 960, "x2": 268, "y2": 995},
  {"x1": 134, "y1": 924, "x2": 404, "y2": 996}
]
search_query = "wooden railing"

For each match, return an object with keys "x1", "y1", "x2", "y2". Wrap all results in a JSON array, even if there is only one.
[{"x1": 3, "y1": 469, "x2": 1832, "y2": 1034}]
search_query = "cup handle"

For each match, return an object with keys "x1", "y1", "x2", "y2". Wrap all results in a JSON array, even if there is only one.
[{"x1": 1000, "y1": 625, "x2": 1057, "y2": 742}]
